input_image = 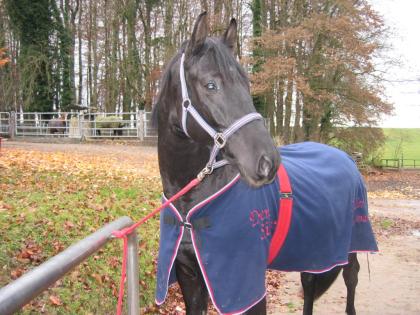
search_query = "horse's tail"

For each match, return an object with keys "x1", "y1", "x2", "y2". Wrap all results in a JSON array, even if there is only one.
[{"x1": 313, "y1": 266, "x2": 342, "y2": 300}]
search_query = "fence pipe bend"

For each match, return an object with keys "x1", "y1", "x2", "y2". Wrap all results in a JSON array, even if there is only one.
[{"x1": 0, "y1": 216, "x2": 139, "y2": 315}]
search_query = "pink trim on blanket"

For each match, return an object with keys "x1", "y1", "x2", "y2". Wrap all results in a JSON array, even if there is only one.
[{"x1": 191, "y1": 226, "x2": 267, "y2": 315}]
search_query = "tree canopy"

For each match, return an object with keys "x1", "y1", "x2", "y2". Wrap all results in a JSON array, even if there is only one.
[
  {"x1": 251, "y1": 0, "x2": 392, "y2": 149},
  {"x1": 0, "y1": 0, "x2": 393, "y2": 155}
]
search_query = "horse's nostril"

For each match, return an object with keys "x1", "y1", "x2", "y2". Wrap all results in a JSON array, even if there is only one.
[{"x1": 257, "y1": 155, "x2": 273, "y2": 178}]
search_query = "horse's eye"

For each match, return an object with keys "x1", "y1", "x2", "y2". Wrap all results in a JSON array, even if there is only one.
[{"x1": 205, "y1": 81, "x2": 218, "y2": 91}]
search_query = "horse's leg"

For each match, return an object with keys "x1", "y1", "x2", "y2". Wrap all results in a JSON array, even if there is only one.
[
  {"x1": 175, "y1": 247, "x2": 209, "y2": 315},
  {"x1": 301, "y1": 272, "x2": 316, "y2": 315},
  {"x1": 301, "y1": 266, "x2": 342, "y2": 315},
  {"x1": 342, "y1": 253, "x2": 360, "y2": 315},
  {"x1": 242, "y1": 297, "x2": 267, "y2": 315}
]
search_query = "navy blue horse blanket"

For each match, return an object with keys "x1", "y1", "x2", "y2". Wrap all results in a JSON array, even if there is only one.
[{"x1": 156, "y1": 142, "x2": 378, "y2": 314}]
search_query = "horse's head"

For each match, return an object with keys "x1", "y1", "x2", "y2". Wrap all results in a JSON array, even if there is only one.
[{"x1": 157, "y1": 12, "x2": 280, "y2": 187}]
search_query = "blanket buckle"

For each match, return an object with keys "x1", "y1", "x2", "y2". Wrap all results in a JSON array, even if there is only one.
[
  {"x1": 182, "y1": 222, "x2": 193, "y2": 229},
  {"x1": 281, "y1": 192, "x2": 292, "y2": 199}
]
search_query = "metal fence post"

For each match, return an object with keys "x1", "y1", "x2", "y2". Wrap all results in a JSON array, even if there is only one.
[
  {"x1": 78, "y1": 113, "x2": 83, "y2": 140},
  {"x1": 137, "y1": 110, "x2": 144, "y2": 141},
  {"x1": 127, "y1": 231, "x2": 140, "y2": 315},
  {"x1": 8, "y1": 111, "x2": 16, "y2": 139}
]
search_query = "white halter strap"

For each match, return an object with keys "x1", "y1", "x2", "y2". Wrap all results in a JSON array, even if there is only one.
[{"x1": 179, "y1": 53, "x2": 263, "y2": 180}]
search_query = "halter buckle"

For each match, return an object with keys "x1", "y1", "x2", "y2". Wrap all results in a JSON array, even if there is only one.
[{"x1": 214, "y1": 133, "x2": 226, "y2": 148}]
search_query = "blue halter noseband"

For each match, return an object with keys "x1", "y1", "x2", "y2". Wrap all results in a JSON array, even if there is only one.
[{"x1": 179, "y1": 53, "x2": 263, "y2": 180}]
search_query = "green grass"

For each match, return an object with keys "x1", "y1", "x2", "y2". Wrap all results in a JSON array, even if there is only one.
[
  {"x1": 286, "y1": 301, "x2": 298, "y2": 312},
  {"x1": 0, "y1": 155, "x2": 162, "y2": 314},
  {"x1": 381, "y1": 128, "x2": 420, "y2": 159},
  {"x1": 380, "y1": 218, "x2": 394, "y2": 230}
]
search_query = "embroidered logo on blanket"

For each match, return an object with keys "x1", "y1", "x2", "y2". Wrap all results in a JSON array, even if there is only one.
[{"x1": 249, "y1": 209, "x2": 277, "y2": 240}]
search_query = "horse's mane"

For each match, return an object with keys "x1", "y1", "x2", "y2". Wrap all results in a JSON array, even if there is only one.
[
  {"x1": 151, "y1": 43, "x2": 186, "y2": 128},
  {"x1": 151, "y1": 39, "x2": 249, "y2": 128}
]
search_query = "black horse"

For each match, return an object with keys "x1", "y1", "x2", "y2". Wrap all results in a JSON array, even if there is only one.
[{"x1": 153, "y1": 12, "x2": 377, "y2": 315}]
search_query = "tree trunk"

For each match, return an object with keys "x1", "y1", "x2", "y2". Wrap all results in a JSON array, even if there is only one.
[
  {"x1": 276, "y1": 80, "x2": 284, "y2": 137},
  {"x1": 91, "y1": 0, "x2": 99, "y2": 109},
  {"x1": 293, "y1": 91, "x2": 302, "y2": 142},
  {"x1": 283, "y1": 72, "x2": 293, "y2": 144},
  {"x1": 77, "y1": 0, "x2": 82, "y2": 105}
]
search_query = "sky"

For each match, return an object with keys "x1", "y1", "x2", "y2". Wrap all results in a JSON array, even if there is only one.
[{"x1": 369, "y1": 0, "x2": 420, "y2": 128}]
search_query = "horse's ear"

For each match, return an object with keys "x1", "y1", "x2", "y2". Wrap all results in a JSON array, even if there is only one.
[
  {"x1": 186, "y1": 12, "x2": 208, "y2": 58},
  {"x1": 222, "y1": 18, "x2": 237, "y2": 54}
]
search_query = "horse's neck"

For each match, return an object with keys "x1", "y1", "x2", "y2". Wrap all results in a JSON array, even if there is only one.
[{"x1": 158, "y1": 132, "x2": 237, "y2": 217}]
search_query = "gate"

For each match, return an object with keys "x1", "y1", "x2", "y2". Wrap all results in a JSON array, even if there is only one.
[
  {"x1": 0, "y1": 112, "x2": 9, "y2": 135},
  {"x1": 15, "y1": 112, "x2": 75, "y2": 137},
  {"x1": 143, "y1": 111, "x2": 158, "y2": 138},
  {"x1": 80, "y1": 112, "x2": 139, "y2": 138}
]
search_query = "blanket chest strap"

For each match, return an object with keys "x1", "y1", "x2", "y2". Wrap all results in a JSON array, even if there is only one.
[{"x1": 267, "y1": 163, "x2": 293, "y2": 264}]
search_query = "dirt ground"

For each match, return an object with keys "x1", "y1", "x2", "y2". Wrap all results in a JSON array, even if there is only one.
[{"x1": 2, "y1": 140, "x2": 420, "y2": 314}]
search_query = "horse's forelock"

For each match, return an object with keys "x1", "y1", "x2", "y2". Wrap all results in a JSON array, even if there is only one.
[{"x1": 205, "y1": 38, "x2": 248, "y2": 85}]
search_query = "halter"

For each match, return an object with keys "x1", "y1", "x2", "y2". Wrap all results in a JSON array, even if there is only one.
[{"x1": 179, "y1": 53, "x2": 263, "y2": 181}]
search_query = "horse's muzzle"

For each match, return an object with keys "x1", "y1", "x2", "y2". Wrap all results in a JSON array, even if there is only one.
[{"x1": 257, "y1": 154, "x2": 274, "y2": 179}]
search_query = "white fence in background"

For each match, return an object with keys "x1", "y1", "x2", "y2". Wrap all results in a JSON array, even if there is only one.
[
  {"x1": 15, "y1": 112, "x2": 77, "y2": 137},
  {"x1": 143, "y1": 111, "x2": 157, "y2": 138},
  {"x1": 3, "y1": 111, "x2": 157, "y2": 141},
  {"x1": 79, "y1": 112, "x2": 140, "y2": 139},
  {"x1": 0, "y1": 112, "x2": 9, "y2": 135}
]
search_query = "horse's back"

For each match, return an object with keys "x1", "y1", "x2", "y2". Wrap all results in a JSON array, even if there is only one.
[
  {"x1": 281, "y1": 141, "x2": 359, "y2": 183},
  {"x1": 269, "y1": 142, "x2": 377, "y2": 272}
]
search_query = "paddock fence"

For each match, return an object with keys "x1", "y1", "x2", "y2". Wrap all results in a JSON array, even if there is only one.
[
  {"x1": 144, "y1": 111, "x2": 158, "y2": 138},
  {"x1": 2, "y1": 111, "x2": 158, "y2": 142},
  {"x1": 15, "y1": 112, "x2": 76, "y2": 137},
  {"x1": 0, "y1": 217, "x2": 139, "y2": 315},
  {"x1": 79, "y1": 112, "x2": 141, "y2": 139},
  {"x1": 380, "y1": 158, "x2": 420, "y2": 169},
  {"x1": 0, "y1": 112, "x2": 9, "y2": 135}
]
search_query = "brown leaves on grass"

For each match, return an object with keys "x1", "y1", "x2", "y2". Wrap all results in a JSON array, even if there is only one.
[
  {"x1": 0, "y1": 146, "x2": 162, "y2": 314},
  {"x1": 10, "y1": 241, "x2": 45, "y2": 280},
  {"x1": 49, "y1": 295, "x2": 62, "y2": 306},
  {"x1": 366, "y1": 170, "x2": 420, "y2": 199},
  {"x1": 0, "y1": 148, "x2": 160, "y2": 185},
  {"x1": 64, "y1": 221, "x2": 75, "y2": 230},
  {"x1": 16, "y1": 240, "x2": 44, "y2": 264},
  {"x1": 0, "y1": 201, "x2": 13, "y2": 212},
  {"x1": 10, "y1": 268, "x2": 24, "y2": 279}
]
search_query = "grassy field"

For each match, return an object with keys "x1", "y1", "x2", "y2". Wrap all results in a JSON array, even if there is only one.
[
  {"x1": 0, "y1": 149, "x2": 162, "y2": 314},
  {"x1": 381, "y1": 128, "x2": 420, "y2": 160}
]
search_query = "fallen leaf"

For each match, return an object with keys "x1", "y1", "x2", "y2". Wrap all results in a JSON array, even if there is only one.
[
  {"x1": 10, "y1": 268, "x2": 24, "y2": 279},
  {"x1": 49, "y1": 295, "x2": 62, "y2": 306}
]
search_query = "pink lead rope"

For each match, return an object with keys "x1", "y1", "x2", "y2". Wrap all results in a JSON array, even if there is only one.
[{"x1": 111, "y1": 178, "x2": 201, "y2": 315}]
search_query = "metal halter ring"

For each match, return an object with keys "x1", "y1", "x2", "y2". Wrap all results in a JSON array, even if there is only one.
[
  {"x1": 197, "y1": 164, "x2": 214, "y2": 181},
  {"x1": 214, "y1": 133, "x2": 226, "y2": 148},
  {"x1": 182, "y1": 98, "x2": 191, "y2": 109}
]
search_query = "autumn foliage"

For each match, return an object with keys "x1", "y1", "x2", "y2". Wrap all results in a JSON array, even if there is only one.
[
  {"x1": 250, "y1": 0, "x2": 393, "y2": 154},
  {"x1": 0, "y1": 48, "x2": 10, "y2": 67}
]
